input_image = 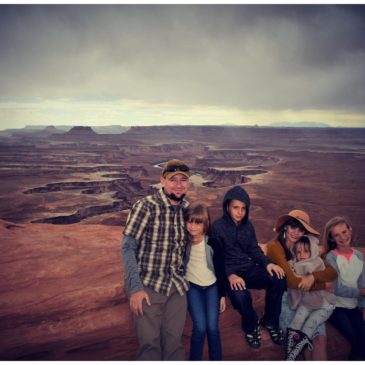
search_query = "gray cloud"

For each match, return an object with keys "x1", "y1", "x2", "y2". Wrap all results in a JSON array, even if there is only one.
[{"x1": 0, "y1": 4, "x2": 364, "y2": 112}]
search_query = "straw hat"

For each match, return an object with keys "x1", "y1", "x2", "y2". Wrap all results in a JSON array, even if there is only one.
[{"x1": 274, "y1": 209, "x2": 320, "y2": 236}]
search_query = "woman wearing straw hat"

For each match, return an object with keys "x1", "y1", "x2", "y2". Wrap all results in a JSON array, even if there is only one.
[{"x1": 266, "y1": 210, "x2": 338, "y2": 360}]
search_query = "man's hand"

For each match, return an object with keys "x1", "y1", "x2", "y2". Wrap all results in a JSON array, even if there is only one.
[
  {"x1": 220, "y1": 297, "x2": 226, "y2": 313},
  {"x1": 129, "y1": 290, "x2": 151, "y2": 316},
  {"x1": 298, "y1": 274, "x2": 315, "y2": 291},
  {"x1": 228, "y1": 274, "x2": 246, "y2": 290},
  {"x1": 266, "y1": 263, "x2": 285, "y2": 279}
]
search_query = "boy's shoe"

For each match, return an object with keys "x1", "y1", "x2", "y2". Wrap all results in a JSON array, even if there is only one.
[
  {"x1": 260, "y1": 321, "x2": 285, "y2": 346},
  {"x1": 244, "y1": 321, "x2": 261, "y2": 349}
]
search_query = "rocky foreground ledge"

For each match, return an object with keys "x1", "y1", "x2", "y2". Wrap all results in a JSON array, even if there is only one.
[{"x1": 0, "y1": 220, "x2": 353, "y2": 360}]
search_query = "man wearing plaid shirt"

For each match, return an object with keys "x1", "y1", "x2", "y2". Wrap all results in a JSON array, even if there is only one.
[{"x1": 121, "y1": 159, "x2": 191, "y2": 360}]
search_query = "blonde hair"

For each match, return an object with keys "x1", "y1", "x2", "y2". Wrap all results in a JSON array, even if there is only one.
[
  {"x1": 184, "y1": 203, "x2": 211, "y2": 235},
  {"x1": 323, "y1": 216, "x2": 353, "y2": 253}
]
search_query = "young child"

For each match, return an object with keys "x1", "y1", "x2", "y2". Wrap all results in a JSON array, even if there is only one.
[
  {"x1": 285, "y1": 235, "x2": 335, "y2": 360},
  {"x1": 324, "y1": 216, "x2": 365, "y2": 360},
  {"x1": 184, "y1": 203, "x2": 228, "y2": 360},
  {"x1": 211, "y1": 185, "x2": 286, "y2": 349}
]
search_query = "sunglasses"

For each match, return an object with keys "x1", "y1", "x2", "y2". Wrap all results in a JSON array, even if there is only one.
[{"x1": 163, "y1": 164, "x2": 190, "y2": 174}]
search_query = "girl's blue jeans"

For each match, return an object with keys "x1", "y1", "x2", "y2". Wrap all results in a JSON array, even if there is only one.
[{"x1": 187, "y1": 281, "x2": 222, "y2": 360}]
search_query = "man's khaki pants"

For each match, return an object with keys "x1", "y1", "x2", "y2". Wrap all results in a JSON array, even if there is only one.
[{"x1": 133, "y1": 284, "x2": 187, "y2": 360}]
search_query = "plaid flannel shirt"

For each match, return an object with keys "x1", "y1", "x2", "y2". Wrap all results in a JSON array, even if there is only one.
[{"x1": 123, "y1": 188, "x2": 189, "y2": 296}]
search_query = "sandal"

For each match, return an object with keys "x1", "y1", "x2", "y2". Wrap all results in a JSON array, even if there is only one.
[
  {"x1": 245, "y1": 322, "x2": 261, "y2": 349},
  {"x1": 261, "y1": 322, "x2": 285, "y2": 346}
]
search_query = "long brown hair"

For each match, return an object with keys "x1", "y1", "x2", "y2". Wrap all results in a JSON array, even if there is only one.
[{"x1": 277, "y1": 217, "x2": 307, "y2": 261}]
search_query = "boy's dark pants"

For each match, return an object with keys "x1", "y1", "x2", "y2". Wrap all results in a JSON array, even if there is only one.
[{"x1": 228, "y1": 264, "x2": 286, "y2": 334}]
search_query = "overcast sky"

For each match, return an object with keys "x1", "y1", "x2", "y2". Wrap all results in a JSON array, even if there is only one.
[{"x1": 1, "y1": 4, "x2": 365, "y2": 129}]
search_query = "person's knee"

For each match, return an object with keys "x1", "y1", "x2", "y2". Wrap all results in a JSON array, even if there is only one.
[
  {"x1": 229, "y1": 288, "x2": 250, "y2": 301},
  {"x1": 206, "y1": 326, "x2": 220, "y2": 338},
  {"x1": 313, "y1": 334, "x2": 327, "y2": 348},
  {"x1": 279, "y1": 278, "x2": 287, "y2": 293},
  {"x1": 206, "y1": 317, "x2": 220, "y2": 334},
  {"x1": 192, "y1": 326, "x2": 206, "y2": 340},
  {"x1": 136, "y1": 315, "x2": 161, "y2": 344},
  {"x1": 270, "y1": 274, "x2": 286, "y2": 289},
  {"x1": 192, "y1": 319, "x2": 207, "y2": 336},
  {"x1": 138, "y1": 330, "x2": 160, "y2": 346}
]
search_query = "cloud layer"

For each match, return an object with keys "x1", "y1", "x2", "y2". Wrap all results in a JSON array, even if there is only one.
[{"x1": 0, "y1": 5, "x2": 365, "y2": 127}]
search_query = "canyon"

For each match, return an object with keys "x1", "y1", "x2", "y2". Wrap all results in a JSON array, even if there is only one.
[{"x1": 0, "y1": 125, "x2": 364, "y2": 360}]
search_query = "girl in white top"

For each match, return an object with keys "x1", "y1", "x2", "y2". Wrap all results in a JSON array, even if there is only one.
[
  {"x1": 324, "y1": 216, "x2": 365, "y2": 360},
  {"x1": 184, "y1": 203, "x2": 228, "y2": 360}
]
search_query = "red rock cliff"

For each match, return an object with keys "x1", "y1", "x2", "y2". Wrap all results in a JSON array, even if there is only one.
[{"x1": 0, "y1": 220, "x2": 354, "y2": 360}]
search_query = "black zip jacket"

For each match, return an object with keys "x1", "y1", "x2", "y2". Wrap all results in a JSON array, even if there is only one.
[{"x1": 211, "y1": 186, "x2": 271, "y2": 276}]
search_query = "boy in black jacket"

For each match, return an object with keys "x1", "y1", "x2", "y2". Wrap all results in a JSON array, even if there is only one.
[{"x1": 211, "y1": 185, "x2": 286, "y2": 349}]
